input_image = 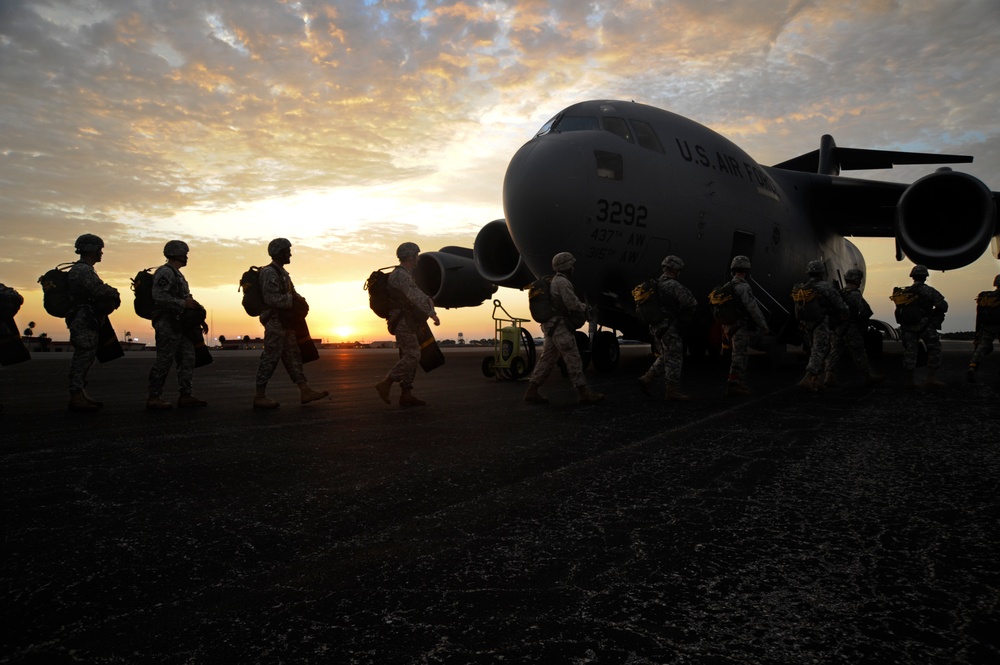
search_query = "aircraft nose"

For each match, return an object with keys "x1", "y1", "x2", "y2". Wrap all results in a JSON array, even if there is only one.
[{"x1": 503, "y1": 137, "x2": 589, "y2": 271}]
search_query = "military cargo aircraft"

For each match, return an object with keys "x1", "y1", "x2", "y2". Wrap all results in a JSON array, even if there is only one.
[{"x1": 414, "y1": 100, "x2": 999, "y2": 370}]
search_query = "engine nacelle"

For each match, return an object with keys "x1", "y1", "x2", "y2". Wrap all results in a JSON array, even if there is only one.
[
  {"x1": 414, "y1": 246, "x2": 497, "y2": 308},
  {"x1": 896, "y1": 170, "x2": 997, "y2": 270},
  {"x1": 473, "y1": 219, "x2": 537, "y2": 288}
]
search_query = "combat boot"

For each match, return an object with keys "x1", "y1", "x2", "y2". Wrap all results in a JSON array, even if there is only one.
[
  {"x1": 253, "y1": 387, "x2": 280, "y2": 409},
  {"x1": 823, "y1": 371, "x2": 838, "y2": 388},
  {"x1": 375, "y1": 379, "x2": 392, "y2": 404},
  {"x1": 82, "y1": 390, "x2": 104, "y2": 408},
  {"x1": 664, "y1": 385, "x2": 690, "y2": 401},
  {"x1": 298, "y1": 383, "x2": 329, "y2": 404},
  {"x1": 177, "y1": 394, "x2": 208, "y2": 408},
  {"x1": 924, "y1": 369, "x2": 946, "y2": 388},
  {"x1": 966, "y1": 364, "x2": 977, "y2": 383},
  {"x1": 146, "y1": 395, "x2": 173, "y2": 410},
  {"x1": 523, "y1": 382, "x2": 549, "y2": 404},
  {"x1": 798, "y1": 372, "x2": 819, "y2": 392},
  {"x1": 725, "y1": 381, "x2": 751, "y2": 396},
  {"x1": 68, "y1": 391, "x2": 100, "y2": 412},
  {"x1": 864, "y1": 372, "x2": 885, "y2": 386},
  {"x1": 399, "y1": 389, "x2": 426, "y2": 407},
  {"x1": 577, "y1": 386, "x2": 604, "y2": 403},
  {"x1": 637, "y1": 372, "x2": 653, "y2": 397}
]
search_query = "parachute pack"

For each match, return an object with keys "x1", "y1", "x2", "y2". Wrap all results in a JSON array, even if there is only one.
[
  {"x1": 632, "y1": 279, "x2": 667, "y2": 325},
  {"x1": 131, "y1": 267, "x2": 157, "y2": 320},
  {"x1": 37, "y1": 263, "x2": 76, "y2": 318},
  {"x1": 791, "y1": 283, "x2": 824, "y2": 323},
  {"x1": 364, "y1": 267, "x2": 395, "y2": 319},
  {"x1": 708, "y1": 281, "x2": 740, "y2": 325},
  {"x1": 239, "y1": 266, "x2": 265, "y2": 317},
  {"x1": 890, "y1": 286, "x2": 924, "y2": 326},
  {"x1": 976, "y1": 290, "x2": 1000, "y2": 326}
]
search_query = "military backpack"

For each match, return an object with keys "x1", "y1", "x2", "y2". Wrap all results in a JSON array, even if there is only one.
[
  {"x1": 239, "y1": 266, "x2": 265, "y2": 317},
  {"x1": 528, "y1": 275, "x2": 558, "y2": 323},
  {"x1": 131, "y1": 267, "x2": 158, "y2": 320},
  {"x1": 364, "y1": 267, "x2": 395, "y2": 319},
  {"x1": 708, "y1": 281, "x2": 741, "y2": 325},
  {"x1": 791, "y1": 283, "x2": 824, "y2": 323},
  {"x1": 37, "y1": 263, "x2": 77, "y2": 318},
  {"x1": 632, "y1": 278, "x2": 668, "y2": 325},
  {"x1": 976, "y1": 291, "x2": 1000, "y2": 327},
  {"x1": 890, "y1": 286, "x2": 924, "y2": 326}
]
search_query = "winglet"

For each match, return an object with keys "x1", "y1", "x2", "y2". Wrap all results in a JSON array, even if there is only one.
[{"x1": 772, "y1": 134, "x2": 973, "y2": 176}]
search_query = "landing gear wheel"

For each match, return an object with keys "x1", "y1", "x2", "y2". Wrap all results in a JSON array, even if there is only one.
[
  {"x1": 592, "y1": 331, "x2": 620, "y2": 372},
  {"x1": 575, "y1": 331, "x2": 592, "y2": 371}
]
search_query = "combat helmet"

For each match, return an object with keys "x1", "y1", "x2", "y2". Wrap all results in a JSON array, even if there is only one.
[
  {"x1": 552, "y1": 251, "x2": 576, "y2": 272},
  {"x1": 730, "y1": 255, "x2": 751, "y2": 271},
  {"x1": 163, "y1": 240, "x2": 189, "y2": 259},
  {"x1": 806, "y1": 259, "x2": 825, "y2": 276},
  {"x1": 396, "y1": 242, "x2": 420, "y2": 260},
  {"x1": 910, "y1": 264, "x2": 929, "y2": 279},
  {"x1": 268, "y1": 237, "x2": 292, "y2": 257},
  {"x1": 74, "y1": 233, "x2": 104, "y2": 255},
  {"x1": 844, "y1": 268, "x2": 864, "y2": 284},
  {"x1": 662, "y1": 255, "x2": 684, "y2": 271}
]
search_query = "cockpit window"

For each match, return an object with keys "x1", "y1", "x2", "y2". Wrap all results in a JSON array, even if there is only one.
[
  {"x1": 602, "y1": 117, "x2": 633, "y2": 143},
  {"x1": 553, "y1": 115, "x2": 600, "y2": 133},
  {"x1": 631, "y1": 120, "x2": 664, "y2": 153},
  {"x1": 535, "y1": 114, "x2": 560, "y2": 137}
]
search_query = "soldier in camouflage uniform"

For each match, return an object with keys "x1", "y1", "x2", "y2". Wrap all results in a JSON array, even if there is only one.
[
  {"x1": 824, "y1": 268, "x2": 883, "y2": 387},
  {"x1": 637, "y1": 255, "x2": 697, "y2": 401},
  {"x1": 1, "y1": 282, "x2": 25, "y2": 413},
  {"x1": 146, "y1": 240, "x2": 208, "y2": 410},
  {"x1": 375, "y1": 242, "x2": 440, "y2": 407},
  {"x1": 899, "y1": 264, "x2": 948, "y2": 388},
  {"x1": 523, "y1": 252, "x2": 604, "y2": 404},
  {"x1": 66, "y1": 234, "x2": 119, "y2": 411},
  {"x1": 796, "y1": 260, "x2": 849, "y2": 392},
  {"x1": 723, "y1": 256, "x2": 769, "y2": 396},
  {"x1": 966, "y1": 274, "x2": 1000, "y2": 383},
  {"x1": 252, "y1": 238, "x2": 329, "y2": 409}
]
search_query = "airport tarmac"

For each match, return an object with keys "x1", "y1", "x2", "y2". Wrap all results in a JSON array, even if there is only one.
[{"x1": 2, "y1": 342, "x2": 998, "y2": 664}]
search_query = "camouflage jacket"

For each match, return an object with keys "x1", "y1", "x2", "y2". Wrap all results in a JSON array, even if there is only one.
[
  {"x1": 841, "y1": 287, "x2": 873, "y2": 324},
  {"x1": 731, "y1": 275, "x2": 768, "y2": 329},
  {"x1": 259, "y1": 263, "x2": 297, "y2": 324},
  {"x1": 657, "y1": 274, "x2": 697, "y2": 320},
  {"x1": 807, "y1": 276, "x2": 849, "y2": 322},
  {"x1": 152, "y1": 264, "x2": 192, "y2": 317},
  {"x1": 388, "y1": 266, "x2": 436, "y2": 320}
]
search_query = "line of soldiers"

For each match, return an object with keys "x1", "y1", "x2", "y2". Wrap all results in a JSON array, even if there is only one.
[
  {"x1": 517, "y1": 251, "x2": 998, "y2": 405},
  {"x1": 2, "y1": 243, "x2": 999, "y2": 412}
]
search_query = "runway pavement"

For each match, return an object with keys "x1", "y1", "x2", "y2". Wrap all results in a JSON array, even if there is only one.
[{"x1": 2, "y1": 343, "x2": 998, "y2": 663}]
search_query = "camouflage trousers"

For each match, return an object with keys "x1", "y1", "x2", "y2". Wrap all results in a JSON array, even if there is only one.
[
  {"x1": 724, "y1": 322, "x2": 754, "y2": 382},
  {"x1": 67, "y1": 309, "x2": 99, "y2": 393},
  {"x1": 901, "y1": 323, "x2": 941, "y2": 371},
  {"x1": 826, "y1": 323, "x2": 871, "y2": 376},
  {"x1": 802, "y1": 320, "x2": 832, "y2": 376},
  {"x1": 148, "y1": 318, "x2": 195, "y2": 397},
  {"x1": 648, "y1": 321, "x2": 684, "y2": 386},
  {"x1": 387, "y1": 318, "x2": 421, "y2": 390},
  {"x1": 530, "y1": 319, "x2": 585, "y2": 388},
  {"x1": 255, "y1": 317, "x2": 306, "y2": 388},
  {"x1": 970, "y1": 325, "x2": 1000, "y2": 366}
]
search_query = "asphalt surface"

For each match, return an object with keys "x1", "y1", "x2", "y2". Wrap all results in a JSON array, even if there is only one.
[{"x1": 2, "y1": 342, "x2": 999, "y2": 664}]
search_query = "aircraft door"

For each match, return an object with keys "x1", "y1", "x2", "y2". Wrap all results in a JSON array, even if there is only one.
[{"x1": 726, "y1": 231, "x2": 756, "y2": 279}]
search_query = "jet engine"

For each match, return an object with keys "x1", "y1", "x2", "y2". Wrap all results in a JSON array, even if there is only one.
[
  {"x1": 896, "y1": 170, "x2": 997, "y2": 270},
  {"x1": 414, "y1": 246, "x2": 497, "y2": 308},
  {"x1": 473, "y1": 219, "x2": 536, "y2": 288}
]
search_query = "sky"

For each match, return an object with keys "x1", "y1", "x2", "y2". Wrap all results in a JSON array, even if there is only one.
[{"x1": 2, "y1": 0, "x2": 999, "y2": 344}]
